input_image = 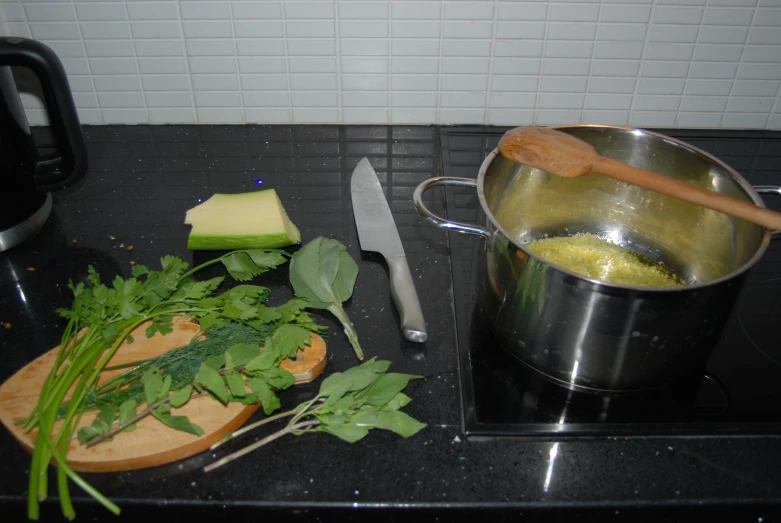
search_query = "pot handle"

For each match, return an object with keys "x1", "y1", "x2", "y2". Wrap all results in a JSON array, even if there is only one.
[
  {"x1": 753, "y1": 185, "x2": 781, "y2": 239},
  {"x1": 413, "y1": 177, "x2": 490, "y2": 239}
]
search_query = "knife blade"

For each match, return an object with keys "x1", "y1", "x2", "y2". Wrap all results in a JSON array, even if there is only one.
[{"x1": 350, "y1": 157, "x2": 428, "y2": 343}]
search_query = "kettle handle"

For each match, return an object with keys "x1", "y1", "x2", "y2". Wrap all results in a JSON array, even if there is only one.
[{"x1": 0, "y1": 37, "x2": 87, "y2": 191}]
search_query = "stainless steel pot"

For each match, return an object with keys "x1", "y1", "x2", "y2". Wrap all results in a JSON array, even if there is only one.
[{"x1": 414, "y1": 125, "x2": 780, "y2": 392}]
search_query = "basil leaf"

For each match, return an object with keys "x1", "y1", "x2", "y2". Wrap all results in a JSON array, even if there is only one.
[
  {"x1": 143, "y1": 369, "x2": 163, "y2": 406},
  {"x1": 226, "y1": 372, "x2": 246, "y2": 398},
  {"x1": 169, "y1": 384, "x2": 193, "y2": 408},
  {"x1": 152, "y1": 408, "x2": 204, "y2": 437},
  {"x1": 225, "y1": 343, "x2": 260, "y2": 368},
  {"x1": 119, "y1": 399, "x2": 138, "y2": 432},
  {"x1": 259, "y1": 368, "x2": 295, "y2": 391},
  {"x1": 248, "y1": 377, "x2": 281, "y2": 415},
  {"x1": 194, "y1": 363, "x2": 229, "y2": 404}
]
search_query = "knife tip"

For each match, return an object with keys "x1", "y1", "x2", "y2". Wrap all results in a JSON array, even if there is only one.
[{"x1": 403, "y1": 329, "x2": 428, "y2": 344}]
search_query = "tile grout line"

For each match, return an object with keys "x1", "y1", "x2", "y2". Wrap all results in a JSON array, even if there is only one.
[
  {"x1": 582, "y1": 0, "x2": 604, "y2": 125},
  {"x1": 333, "y1": 0, "x2": 342, "y2": 123},
  {"x1": 227, "y1": 0, "x2": 245, "y2": 124},
  {"x1": 719, "y1": 3, "x2": 759, "y2": 129},
  {"x1": 387, "y1": 0, "x2": 391, "y2": 124},
  {"x1": 173, "y1": 0, "x2": 197, "y2": 123},
  {"x1": 69, "y1": 0, "x2": 104, "y2": 125},
  {"x1": 121, "y1": 0, "x2": 149, "y2": 124},
  {"x1": 482, "y1": 0, "x2": 498, "y2": 125},
  {"x1": 280, "y1": 1, "x2": 292, "y2": 123},
  {"x1": 532, "y1": 0, "x2": 551, "y2": 124},
  {"x1": 674, "y1": 1, "x2": 707, "y2": 128},
  {"x1": 627, "y1": 0, "x2": 657, "y2": 127},
  {"x1": 436, "y1": 0, "x2": 444, "y2": 125}
]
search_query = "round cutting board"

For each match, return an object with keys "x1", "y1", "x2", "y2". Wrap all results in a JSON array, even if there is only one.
[{"x1": 0, "y1": 316, "x2": 326, "y2": 472}]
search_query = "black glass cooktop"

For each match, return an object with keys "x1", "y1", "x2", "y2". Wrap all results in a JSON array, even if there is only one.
[{"x1": 441, "y1": 126, "x2": 781, "y2": 438}]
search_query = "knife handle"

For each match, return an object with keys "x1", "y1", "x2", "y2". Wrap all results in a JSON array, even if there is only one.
[{"x1": 386, "y1": 255, "x2": 428, "y2": 343}]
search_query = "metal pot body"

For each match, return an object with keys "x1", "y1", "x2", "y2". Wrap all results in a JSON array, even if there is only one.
[{"x1": 414, "y1": 125, "x2": 776, "y2": 392}]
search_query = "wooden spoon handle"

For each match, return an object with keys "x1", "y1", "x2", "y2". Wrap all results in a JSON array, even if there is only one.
[{"x1": 595, "y1": 156, "x2": 781, "y2": 231}]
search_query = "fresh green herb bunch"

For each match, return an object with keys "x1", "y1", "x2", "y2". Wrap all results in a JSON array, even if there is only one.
[
  {"x1": 23, "y1": 249, "x2": 296, "y2": 521},
  {"x1": 206, "y1": 358, "x2": 426, "y2": 472}
]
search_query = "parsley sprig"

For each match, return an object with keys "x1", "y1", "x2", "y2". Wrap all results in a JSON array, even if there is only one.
[{"x1": 23, "y1": 249, "x2": 294, "y2": 521}]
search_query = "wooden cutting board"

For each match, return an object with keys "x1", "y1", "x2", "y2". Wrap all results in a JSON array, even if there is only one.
[{"x1": 0, "y1": 316, "x2": 327, "y2": 472}]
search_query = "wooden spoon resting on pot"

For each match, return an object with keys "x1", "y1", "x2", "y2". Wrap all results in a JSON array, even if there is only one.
[{"x1": 498, "y1": 126, "x2": 781, "y2": 231}]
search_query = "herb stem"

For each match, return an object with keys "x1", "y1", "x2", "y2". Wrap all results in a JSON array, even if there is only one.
[
  {"x1": 327, "y1": 303, "x2": 364, "y2": 360},
  {"x1": 204, "y1": 419, "x2": 320, "y2": 473},
  {"x1": 209, "y1": 408, "x2": 298, "y2": 451}
]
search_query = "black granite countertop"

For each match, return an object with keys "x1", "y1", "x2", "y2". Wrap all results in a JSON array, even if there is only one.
[{"x1": 1, "y1": 125, "x2": 780, "y2": 522}]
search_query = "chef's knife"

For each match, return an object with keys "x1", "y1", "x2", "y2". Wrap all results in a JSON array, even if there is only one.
[{"x1": 351, "y1": 157, "x2": 428, "y2": 343}]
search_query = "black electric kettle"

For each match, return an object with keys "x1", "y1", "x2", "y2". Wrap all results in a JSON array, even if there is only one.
[{"x1": 0, "y1": 37, "x2": 87, "y2": 252}]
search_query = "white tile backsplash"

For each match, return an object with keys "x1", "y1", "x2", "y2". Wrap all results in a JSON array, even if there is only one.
[{"x1": 7, "y1": 0, "x2": 779, "y2": 128}]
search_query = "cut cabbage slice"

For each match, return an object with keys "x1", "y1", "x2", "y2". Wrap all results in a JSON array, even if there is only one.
[{"x1": 185, "y1": 189, "x2": 301, "y2": 250}]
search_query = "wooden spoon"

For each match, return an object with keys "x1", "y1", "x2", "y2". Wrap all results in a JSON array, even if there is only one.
[{"x1": 498, "y1": 126, "x2": 781, "y2": 231}]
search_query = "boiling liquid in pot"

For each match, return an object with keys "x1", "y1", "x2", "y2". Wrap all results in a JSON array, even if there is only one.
[{"x1": 525, "y1": 233, "x2": 684, "y2": 288}]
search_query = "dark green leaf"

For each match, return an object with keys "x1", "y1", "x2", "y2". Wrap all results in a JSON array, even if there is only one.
[
  {"x1": 160, "y1": 255, "x2": 189, "y2": 276},
  {"x1": 318, "y1": 371, "x2": 351, "y2": 398},
  {"x1": 100, "y1": 323, "x2": 118, "y2": 343},
  {"x1": 77, "y1": 425, "x2": 103, "y2": 445},
  {"x1": 119, "y1": 399, "x2": 138, "y2": 432},
  {"x1": 259, "y1": 368, "x2": 295, "y2": 391},
  {"x1": 222, "y1": 251, "x2": 264, "y2": 281},
  {"x1": 204, "y1": 354, "x2": 226, "y2": 371},
  {"x1": 255, "y1": 304, "x2": 282, "y2": 323},
  {"x1": 319, "y1": 422, "x2": 369, "y2": 443},
  {"x1": 381, "y1": 392, "x2": 412, "y2": 412},
  {"x1": 245, "y1": 249, "x2": 289, "y2": 269},
  {"x1": 223, "y1": 297, "x2": 258, "y2": 321},
  {"x1": 319, "y1": 414, "x2": 348, "y2": 427},
  {"x1": 248, "y1": 377, "x2": 281, "y2": 415},
  {"x1": 159, "y1": 374, "x2": 172, "y2": 401},
  {"x1": 342, "y1": 368, "x2": 383, "y2": 392},
  {"x1": 194, "y1": 363, "x2": 229, "y2": 404},
  {"x1": 195, "y1": 313, "x2": 225, "y2": 331},
  {"x1": 225, "y1": 343, "x2": 260, "y2": 368},
  {"x1": 152, "y1": 408, "x2": 204, "y2": 437},
  {"x1": 170, "y1": 384, "x2": 193, "y2": 408},
  {"x1": 97, "y1": 405, "x2": 115, "y2": 429},
  {"x1": 271, "y1": 324, "x2": 311, "y2": 360},
  {"x1": 363, "y1": 373, "x2": 422, "y2": 407},
  {"x1": 143, "y1": 369, "x2": 163, "y2": 406},
  {"x1": 352, "y1": 410, "x2": 426, "y2": 438},
  {"x1": 131, "y1": 264, "x2": 149, "y2": 277},
  {"x1": 331, "y1": 250, "x2": 359, "y2": 303},
  {"x1": 245, "y1": 352, "x2": 276, "y2": 374},
  {"x1": 226, "y1": 372, "x2": 246, "y2": 398},
  {"x1": 186, "y1": 276, "x2": 224, "y2": 300},
  {"x1": 220, "y1": 285, "x2": 269, "y2": 302},
  {"x1": 197, "y1": 297, "x2": 224, "y2": 309},
  {"x1": 275, "y1": 298, "x2": 309, "y2": 323},
  {"x1": 289, "y1": 237, "x2": 333, "y2": 308}
]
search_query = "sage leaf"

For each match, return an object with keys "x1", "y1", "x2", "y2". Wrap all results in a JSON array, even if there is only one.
[
  {"x1": 381, "y1": 392, "x2": 412, "y2": 412},
  {"x1": 119, "y1": 399, "x2": 138, "y2": 432},
  {"x1": 289, "y1": 237, "x2": 364, "y2": 360},
  {"x1": 152, "y1": 408, "x2": 204, "y2": 437},
  {"x1": 226, "y1": 372, "x2": 246, "y2": 398},
  {"x1": 249, "y1": 377, "x2": 281, "y2": 415},
  {"x1": 170, "y1": 385, "x2": 193, "y2": 408},
  {"x1": 319, "y1": 422, "x2": 369, "y2": 443},
  {"x1": 352, "y1": 410, "x2": 427, "y2": 438},
  {"x1": 195, "y1": 363, "x2": 229, "y2": 404},
  {"x1": 363, "y1": 373, "x2": 422, "y2": 407}
]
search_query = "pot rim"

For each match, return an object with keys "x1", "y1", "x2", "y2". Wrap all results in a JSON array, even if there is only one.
[{"x1": 476, "y1": 124, "x2": 773, "y2": 293}]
